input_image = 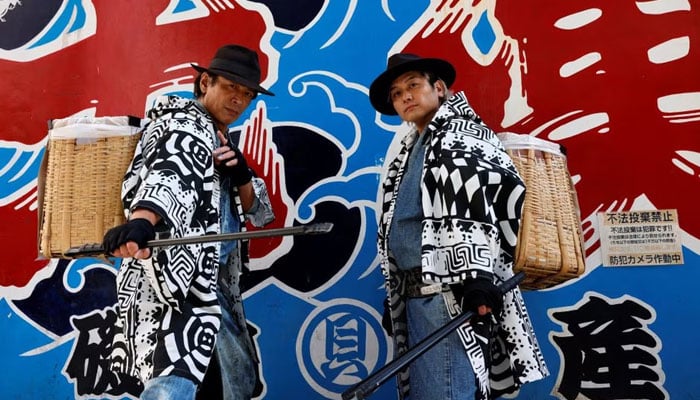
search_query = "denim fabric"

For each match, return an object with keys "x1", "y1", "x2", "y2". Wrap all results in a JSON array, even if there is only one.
[
  {"x1": 215, "y1": 291, "x2": 256, "y2": 400},
  {"x1": 389, "y1": 132, "x2": 429, "y2": 271},
  {"x1": 406, "y1": 295, "x2": 476, "y2": 400},
  {"x1": 140, "y1": 375, "x2": 197, "y2": 400},
  {"x1": 217, "y1": 156, "x2": 255, "y2": 399},
  {"x1": 219, "y1": 177, "x2": 239, "y2": 263}
]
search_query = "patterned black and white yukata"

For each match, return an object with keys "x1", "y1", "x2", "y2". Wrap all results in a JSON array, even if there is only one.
[
  {"x1": 111, "y1": 96, "x2": 273, "y2": 387},
  {"x1": 377, "y1": 91, "x2": 549, "y2": 399}
]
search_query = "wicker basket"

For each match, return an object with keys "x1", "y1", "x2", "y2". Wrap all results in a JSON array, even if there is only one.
[
  {"x1": 498, "y1": 133, "x2": 585, "y2": 290},
  {"x1": 38, "y1": 116, "x2": 142, "y2": 258}
]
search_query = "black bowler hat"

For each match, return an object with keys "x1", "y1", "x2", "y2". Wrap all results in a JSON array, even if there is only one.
[
  {"x1": 191, "y1": 44, "x2": 274, "y2": 96},
  {"x1": 369, "y1": 53, "x2": 455, "y2": 115}
]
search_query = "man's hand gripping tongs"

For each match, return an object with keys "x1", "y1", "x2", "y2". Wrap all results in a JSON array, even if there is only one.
[{"x1": 64, "y1": 222, "x2": 334, "y2": 258}]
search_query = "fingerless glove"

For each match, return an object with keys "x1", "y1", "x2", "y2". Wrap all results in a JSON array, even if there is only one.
[
  {"x1": 102, "y1": 218, "x2": 155, "y2": 255},
  {"x1": 217, "y1": 146, "x2": 253, "y2": 187},
  {"x1": 461, "y1": 277, "x2": 502, "y2": 315}
]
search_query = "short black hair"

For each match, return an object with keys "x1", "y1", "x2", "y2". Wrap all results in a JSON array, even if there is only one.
[{"x1": 193, "y1": 72, "x2": 220, "y2": 98}]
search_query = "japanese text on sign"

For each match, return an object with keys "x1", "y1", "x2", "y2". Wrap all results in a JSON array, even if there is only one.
[{"x1": 597, "y1": 209, "x2": 683, "y2": 267}]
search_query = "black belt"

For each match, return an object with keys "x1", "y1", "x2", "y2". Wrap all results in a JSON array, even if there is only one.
[{"x1": 404, "y1": 267, "x2": 452, "y2": 298}]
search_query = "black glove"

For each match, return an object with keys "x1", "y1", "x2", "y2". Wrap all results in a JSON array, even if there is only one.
[
  {"x1": 102, "y1": 218, "x2": 155, "y2": 255},
  {"x1": 217, "y1": 145, "x2": 253, "y2": 187},
  {"x1": 381, "y1": 298, "x2": 393, "y2": 337},
  {"x1": 461, "y1": 278, "x2": 503, "y2": 316}
]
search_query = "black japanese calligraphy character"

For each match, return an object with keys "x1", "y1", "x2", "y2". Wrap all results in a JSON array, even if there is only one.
[
  {"x1": 64, "y1": 307, "x2": 142, "y2": 397},
  {"x1": 551, "y1": 294, "x2": 666, "y2": 400}
]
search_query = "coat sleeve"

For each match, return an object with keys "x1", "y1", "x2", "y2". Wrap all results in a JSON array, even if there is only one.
[
  {"x1": 245, "y1": 176, "x2": 275, "y2": 227},
  {"x1": 126, "y1": 118, "x2": 215, "y2": 309}
]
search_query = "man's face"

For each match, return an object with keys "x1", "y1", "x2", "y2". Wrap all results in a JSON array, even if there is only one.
[
  {"x1": 389, "y1": 71, "x2": 444, "y2": 131},
  {"x1": 199, "y1": 73, "x2": 256, "y2": 128}
]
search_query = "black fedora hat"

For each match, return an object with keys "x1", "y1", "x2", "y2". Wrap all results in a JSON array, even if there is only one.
[
  {"x1": 369, "y1": 53, "x2": 455, "y2": 115},
  {"x1": 191, "y1": 44, "x2": 274, "y2": 96}
]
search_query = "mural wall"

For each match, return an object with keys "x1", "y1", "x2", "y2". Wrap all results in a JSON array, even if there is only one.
[{"x1": 1, "y1": 1, "x2": 699, "y2": 399}]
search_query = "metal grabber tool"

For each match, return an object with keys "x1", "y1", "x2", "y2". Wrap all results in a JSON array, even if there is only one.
[{"x1": 64, "y1": 222, "x2": 334, "y2": 258}]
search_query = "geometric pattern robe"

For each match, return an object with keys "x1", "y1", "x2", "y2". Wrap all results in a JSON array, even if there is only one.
[
  {"x1": 377, "y1": 92, "x2": 549, "y2": 399},
  {"x1": 112, "y1": 96, "x2": 272, "y2": 385}
]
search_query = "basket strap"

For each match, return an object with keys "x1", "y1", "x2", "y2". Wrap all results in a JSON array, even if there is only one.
[{"x1": 127, "y1": 115, "x2": 142, "y2": 127}]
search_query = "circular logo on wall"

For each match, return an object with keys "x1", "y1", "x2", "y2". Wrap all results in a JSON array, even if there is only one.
[{"x1": 296, "y1": 299, "x2": 391, "y2": 398}]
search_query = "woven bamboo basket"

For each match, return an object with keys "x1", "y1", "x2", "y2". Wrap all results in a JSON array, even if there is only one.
[
  {"x1": 38, "y1": 116, "x2": 142, "y2": 258},
  {"x1": 498, "y1": 133, "x2": 585, "y2": 290}
]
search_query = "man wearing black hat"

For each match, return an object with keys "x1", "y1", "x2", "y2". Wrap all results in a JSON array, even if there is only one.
[
  {"x1": 371, "y1": 53, "x2": 548, "y2": 400},
  {"x1": 102, "y1": 44, "x2": 275, "y2": 400}
]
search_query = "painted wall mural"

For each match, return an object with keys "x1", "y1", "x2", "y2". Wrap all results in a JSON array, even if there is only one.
[{"x1": 1, "y1": 0, "x2": 699, "y2": 399}]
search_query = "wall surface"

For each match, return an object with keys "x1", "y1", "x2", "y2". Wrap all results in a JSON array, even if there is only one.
[{"x1": 1, "y1": 1, "x2": 699, "y2": 399}]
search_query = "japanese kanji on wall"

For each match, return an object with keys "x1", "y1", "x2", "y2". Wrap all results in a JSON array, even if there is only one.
[
  {"x1": 598, "y1": 210, "x2": 684, "y2": 267},
  {"x1": 1, "y1": 1, "x2": 698, "y2": 399}
]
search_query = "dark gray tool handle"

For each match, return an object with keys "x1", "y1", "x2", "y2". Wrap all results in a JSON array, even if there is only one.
[{"x1": 63, "y1": 222, "x2": 334, "y2": 258}]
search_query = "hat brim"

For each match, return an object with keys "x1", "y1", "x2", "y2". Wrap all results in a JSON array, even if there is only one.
[
  {"x1": 191, "y1": 64, "x2": 275, "y2": 96},
  {"x1": 369, "y1": 58, "x2": 455, "y2": 115}
]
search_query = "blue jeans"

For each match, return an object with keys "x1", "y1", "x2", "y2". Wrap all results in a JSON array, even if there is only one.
[
  {"x1": 216, "y1": 291, "x2": 257, "y2": 400},
  {"x1": 140, "y1": 375, "x2": 196, "y2": 400},
  {"x1": 406, "y1": 295, "x2": 476, "y2": 400}
]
